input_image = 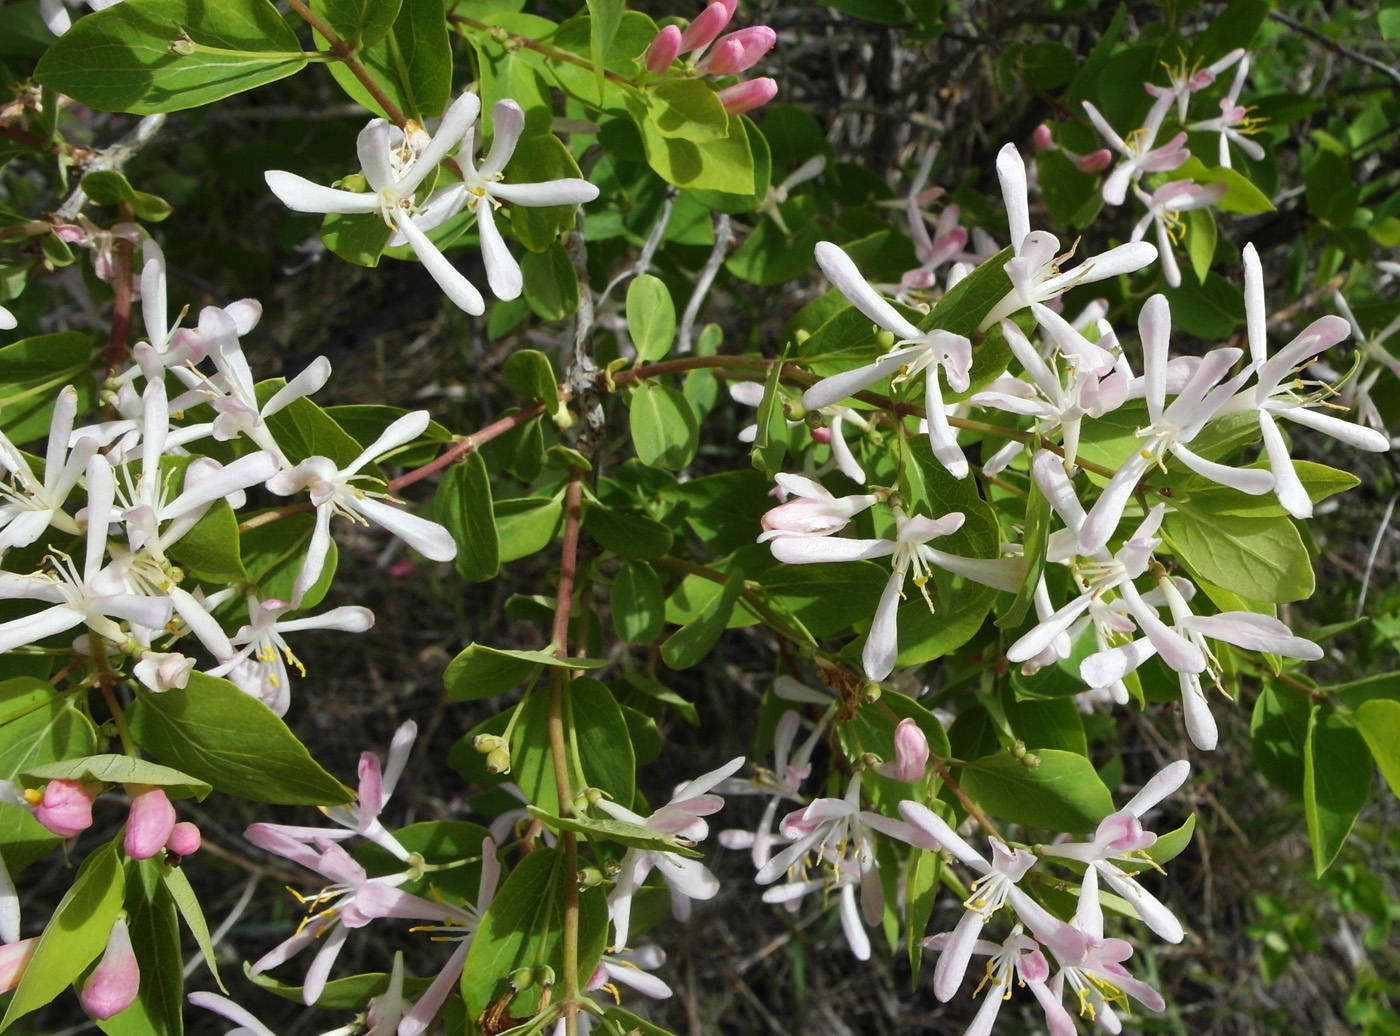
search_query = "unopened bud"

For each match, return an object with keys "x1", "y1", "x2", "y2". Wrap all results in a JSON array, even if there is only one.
[
  {"x1": 124, "y1": 785, "x2": 176, "y2": 860},
  {"x1": 861, "y1": 682, "x2": 881, "y2": 703},
  {"x1": 81, "y1": 917, "x2": 139, "y2": 1020},
  {"x1": 810, "y1": 426, "x2": 832, "y2": 444},
  {"x1": 33, "y1": 779, "x2": 97, "y2": 839},
  {"x1": 578, "y1": 866, "x2": 604, "y2": 888},
  {"x1": 646, "y1": 25, "x2": 683, "y2": 73},
  {"x1": 485, "y1": 747, "x2": 512, "y2": 775},
  {"x1": 717, "y1": 77, "x2": 777, "y2": 115},
  {"x1": 678, "y1": 1, "x2": 732, "y2": 53},
  {"x1": 473, "y1": 734, "x2": 506, "y2": 754},
  {"x1": 0, "y1": 938, "x2": 37, "y2": 994},
  {"x1": 166, "y1": 821, "x2": 201, "y2": 857},
  {"x1": 509, "y1": 967, "x2": 535, "y2": 990},
  {"x1": 874, "y1": 329, "x2": 896, "y2": 349},
  {"x1": 695, "y1": 26, "x2": 776, "y2": 76},
  {"x1": 1010, "y1": 739, "x2": 1027, "y2": 760},
  {"x1": 170, "y1": 34, "x2": 196, "y2": 55},
  {"x1": 1074, "y1": 148, "x2": 1113, "y2": 174},
  {"x1": 1020, "y1": 752, "x2": 1041, "y2": 768},
  {"x1": 880, "y1": 718, "x2": 929, "y2": 783},
  {"x1": 1032, "y1": 123, "x2": 1054, "y2": 150}
]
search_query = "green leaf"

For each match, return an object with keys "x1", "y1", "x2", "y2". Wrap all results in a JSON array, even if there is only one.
[
  {"x1": 997, "y1": 476, "x2": 1049, "y2": 630},
  {"x1": 241, "y1": 510, "x2": 338, "y2": 610},
  {"x1": 170, "y1": 499, "x2": 247, "y2": 584},
  {"x1": 0, "y1": 677, "x2": 57, "y2": 728},
  {"x1": 257, "y1": 383, "x2": 365, "y2": 468},
  {"x1": 435, "y1": 451, "x2": 499, "y2": 582},
  {"x1": 1303, "y1": 705, "x2": 1371, "y2": 876},
  {"x1": 99, "y1": 858, "x2": 182, "y2": 1036},
  {"x1": 644, "y1": 79, "x2": 730, "y2": 144},
  {"x1": 1251, "y1": 680, "x2": 1310, "y2": 798},
  {"x1": 2, "y1": 841, "x2": 124, "y2": 1028},
  {"x1": 601, "y1": 1009, "x2": 678, "y2": 1036},
  {"x1": 1163, "y1": 510, "x2": 1313, "y2": 603},
  {"x1": 586, "y1": 0, "x2": 624, "y2": 102},
  {"x1": 906, "y1": 845, "x2": 941, "y2": 976},
  {"x1": 1185, "y1": 206, "x2": 1216, "y2": 283},
  {"x1": 626, "y1": 275, "x2": 675, "y2": 364},
  {"x1": 525, "y1": 806, "x2": 700, "y2": 857},
  {"x1": 756, "y1": 561, "x2": 887, "y2": 638},
  {"x1": 247, "y1": 966, "x2": 433, "y2": 1008},
  {"x1": 503, "y1": 350, "x2": 561, "y2": 412},
  {"x1": 631, "y1": 97, "x2": 755, "y2": 194},
  {"x1": 505, "y1": 133, "x2": 590, "y2": 253},
  {"x1": 126, "y1": 674, "x2": 350, "y2": 804},
  {"x1": 1173, "y1": 157, "x2": 1275, "y2": 215},
  {"x1": 961, "y1": 749, "x2": 1115, "y2": 832},
  {"x1": 0, "y1": 331, "x2": 93, "y2": 382},
  {"x1": 747, "y1": 354, "x2": 788, "y2": 476},
  {"x1": 0, "y1": 690, "x2": 98, "y2": 779},
  {"x1": 1184, "y1": 461, "x2": 1359, "y2": 517},
  {"x1": 629, "y1": 382, "x2": 699, "y2": 470},
  {"x1": 827, "y1": 0, "x2": 905, "y2": 23},
  {"x1": 1020, "y1": 40, "x2": 1077, "y2": 90},
  {"x1": 443, "y1": 643, "x2": 609, "y2": 702},
  {"x1": 80, "y1": 169, "x2": 171, "y2": 221},
  {"x1": 661, "y1": 569, "x2": 745, "y2": 669},
  {"x1": 1356, "y1": 699, "x2": 1400, "y2": 798},
  {"x1": 583, "y1": 503, "x2": 674, "y2": 560},
  {"x1": 159, "y1": 866, "x2": 223, "y2": 989},
  {"x1": 612, "y1": 561, "x2": 665, "y2": 644},
  {"x1": 461, "y1": 848, "x2": 608, "y2": 1017},
  {"x1": 515, "y1": 677, "x2": 634, "y2": 812},
  {"x1": 495, "y1": 496, "x2": 563, "y2": 562},
  {"x1": 1305, "y1": 149, "x2": 1357, "y2": 227},
  {"x1": 23, "y1": 754, "x2": 211, "y2": 799},
  {"x1": 320, "y1": 211, "x2": 394, "y2": 268},
  {"x1": 312, "y1": 0, "x2": 402, "y2": 48},
  {"x1": 324, "y1": 0, "x2": 450, "y2": 120},
  {"x1": 521, "y1": 242, "x2": 580, "y2": 321},
  {"x1": 34, "y1": 0, "x2": 307, "y2": 115}
]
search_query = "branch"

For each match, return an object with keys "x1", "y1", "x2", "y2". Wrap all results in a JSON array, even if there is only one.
[{"x1": 282, "y1": 0, "x2": 409, "y2": 128}]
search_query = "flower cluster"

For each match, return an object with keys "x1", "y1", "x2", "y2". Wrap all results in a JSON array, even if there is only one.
[{"x1": 644, "y1": 1, "x2": 779, "y2": 114}]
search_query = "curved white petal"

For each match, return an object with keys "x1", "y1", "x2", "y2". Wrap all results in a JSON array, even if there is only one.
[{"x1": 265, "y1": 171, "x2": 379, "y2": 215}]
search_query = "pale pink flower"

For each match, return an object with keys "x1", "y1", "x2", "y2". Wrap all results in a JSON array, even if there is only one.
[
  {"x1": 924, "y1": 925, "x2": 1075, "y2": 1036},
  {"x1": 758, "y1": 474, "x2": 880, "y2": 541},
  {"x1": 1129, "y1": 179, "x2": 1228, "y2": 288},
  {"x1": 1083, "y1": 93, "x2": 1189, "y2": 207},
  {"x1": 33, "y1": 778, "x2": 97, "y2": 839},
  {"x1": 1145, "y1": 48, "x2": 1246, "y2": 122},
  {"x1": 81, "y1": 916, "x2": 140, "y2": 1020},
  {"x1": 718, "y1": 78, "x2": 777, "y2": 115},
  {"x1": 1189, "y1": 54, "x2": 1265, "y2": 168}
]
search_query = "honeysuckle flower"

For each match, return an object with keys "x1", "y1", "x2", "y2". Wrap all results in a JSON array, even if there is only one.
[
  {"x1": 81, "y1": 916, "x2": 139, "y2": 1020},
  {"x1": 1213, "y1": 245, "x2": 1391, "y2": 519},
  {"x1": 1325, "y1": 289, "x2": 1400, "y2": 433},
  {"x1": 924, "y1": 925, "x2": 1075, "y2": 1036},
  {"x1": 1189, "y1": 53, "x2": 1264, "y2": 168},
  {"x1": 598, "y1": 756, "x2": 744, "y2": 951},
  {"x1": 1042, "y1": 760, "x2": 1190, "y2": 943},
  {"x1": 1129, "y1": 179, "x2": 1228, "y2": 288},
  {"x1": 1082, "y1": 93, "x2": 1189, "y2": 207},
  {"x1": 53, "y1": 217, "x2": 142, "y2": 284},
  {"x1": 125, "y1": 785, "x2": 176, "y2": 859},
  {"x1": 1037, "y1": 868, "x2": 1166, "y2": 1029},
  {"x1": 804, "y1": 241, "x2": 974, "y2": 478},
  {"x1": 980, "y1": 144, "x2": 1157, "y2": 330},
  {"x1": 895, "y1": 800, "x2": 1055, "y2": 1001},
  {"x1": 874, "y1": 717, "x2": 929, "y2": 782},
  {"x1": 40, "y1": 0, "x2": 123, "y2": 34},
  {"x1": 758, "y1": 474, "x2": 880, "y2": 541},
  {"x1": 31, "y1": 778, "x2": 97, "y2": 839},
  {"x1": 587, "y1": 945, "x2": 673, "y2": 1004},
  {"x1": 1078, "y1": 295, "x2": 1269, "y2": 554},
  {"x1": 0, "y1": 385, "x2": 94, "y2": 549},
  {"x1": 719, "y1": 708, "x2": 828, "y2": 869},
  {"x1": 0, "y1": 456, "x2": 173, "y2": 656},
  {"x1": 266, "y1": 93, "x2": 487, "y2": 313},
  {"x1": 1146, "y1": 47, "x2": 1246, "y2": 122},
  {"x1": 410, "y1": 99, "x2": 599, "y2": 305},
  {"x1": 1008, "y1": 462, "x2": 1206, "y2": 681},
  {"x1": 132, "y1": 650, "x2": 196, "y2": 693},
  {"x1": 756, "y1": 772, "x2": 918, "y2": 961},
  {"x1": 266, "y1": 410, "x2": 456, "y2": 606},
  {"x1": 1081, "y1": 573, "x2": 1321, "y2": 750},
  {"x1": 208, "y1": 596, "x2": 374, "y2": 716},
  {"x1": 771, "y1": 506, "x2": 1026, "y2": 681},
  {"x1": 245, "y1": 825, "x2": 473, "y2": 1006}
]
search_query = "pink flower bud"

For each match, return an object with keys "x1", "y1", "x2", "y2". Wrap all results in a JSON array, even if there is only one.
[
  {"x1": 0, "y1": 938, "x2": 37, "y2": 993},
  {"x1": 717, "y1": 77, "x2": 777, "y2": 115},
  {"x1": 166, "y1": 821, "x2": 202, "y2": 856},
  {"x1": 880, "y1": 718, "x2": 930, "y2": 783},
  {"x1": 678, "y1": 2, "x2": 732, "y2": 53},
  {"x1": 694, "y1": 26, "x2": 775, "y2": 75},
  {"x1": 33, "y1": 779, "x2": 96, "y2": 839},
  {"x1": 124, "y1": 785, "x2": 176, "y2": 860},
  {"x1": 646, "y1": 25, "x2": 682, "y2": 73},
  {"x1": 1074, "y1": 148, "x2": 1113, "y2": 174},
  {"x1": 81, "y1": 917, "x2": 140, "y2": 1020},
  {"x1": 1032, "y1": 123, "x2": 1054, "y2": 150},
  {"x1": 809, "y1": 426, "x2": 832, "y2": 444}
]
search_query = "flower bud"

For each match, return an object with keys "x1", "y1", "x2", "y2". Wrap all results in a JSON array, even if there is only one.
[
  {"x1": 166, "y1": 821, "x2": 201, "y2": 857},
  {"x1": 81, "y1": 917, "x2": 140, "y2": 1020},
  {"x1": 810, "y1": 426, "x2": 832, "y2": 444},
  {"x1": 646, "y1": 25, "x2": 683, "y2": 73},
  {"x1": 0, "y1": 938, "x2": 37, "y2": 993},
  {"x1": 486, "y1": 747, "x2": 512, "y2": 774},
  {"x1": 1032, "y1": 123, "x2": 1054, "y2": 150},
  {"x1": 695, "y1": 26, "x2": 775, "y2": 76},
  {"x1": 124, "y1": 785, "x2": 176, "y2": 860},
  {"x1": 32, "y1": 779, "x2": 97, "y2": 839},
  {"x1": 1074, "y1": 148, "x2": 1113, "y2": 174},
  {"x1": 678, "y1": 2, "x2": 732, "y2": 53},
  {"x1": 473, "y1": 734, "x2": 506, "y2": 754},
  {"x1": 717, "y1": 77, "x2": 777, "y2": 115},
  {"x1": 875, "y1": 718, "x2": 929, "y2": 783}
]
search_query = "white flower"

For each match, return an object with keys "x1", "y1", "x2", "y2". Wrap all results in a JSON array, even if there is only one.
[
  {"x1": 758, "y1": 474, "x2": 880, "y2": 541},
  {"x1": 266, "y1": 411, "x2": 457, "y2": 605},
  {"x1": 1145, "y1": 48, "x2": 1246, "y2": 122},
  {"x1": 0, "y1": 386, "x2": 94, "y2": 549},
  {"x1": 923, "y1": 925, "x2": 1074, "y2": 1036},
  {"x1": 1129, "y1": 179, "x2": 1228, "y2": 289},
  {"x1": 803, "y1": 241, "x2": 974, "y2": 478},
  {"x1": 0, "y1": 305, "x2": 14, "y2": 330},
  {"x1": 980, "y1": 144, "x2": 1157, "y2": 330},
  {"x1": 1083, "y1": 93, "x2": 1190, "y2": 207},
  {"x1": 1189, "y1": 54, "x2": 1265, "y2": 168}
]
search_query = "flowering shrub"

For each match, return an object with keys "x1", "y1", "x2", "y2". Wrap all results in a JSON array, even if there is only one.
[{"x1": 0, "y1": 1, "x2": 1397, "y2": 1034}]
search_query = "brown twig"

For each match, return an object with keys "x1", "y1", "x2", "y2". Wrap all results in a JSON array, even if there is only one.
[{"x1": 282, "y1": 0, "x2": 409, "y2": 127}]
